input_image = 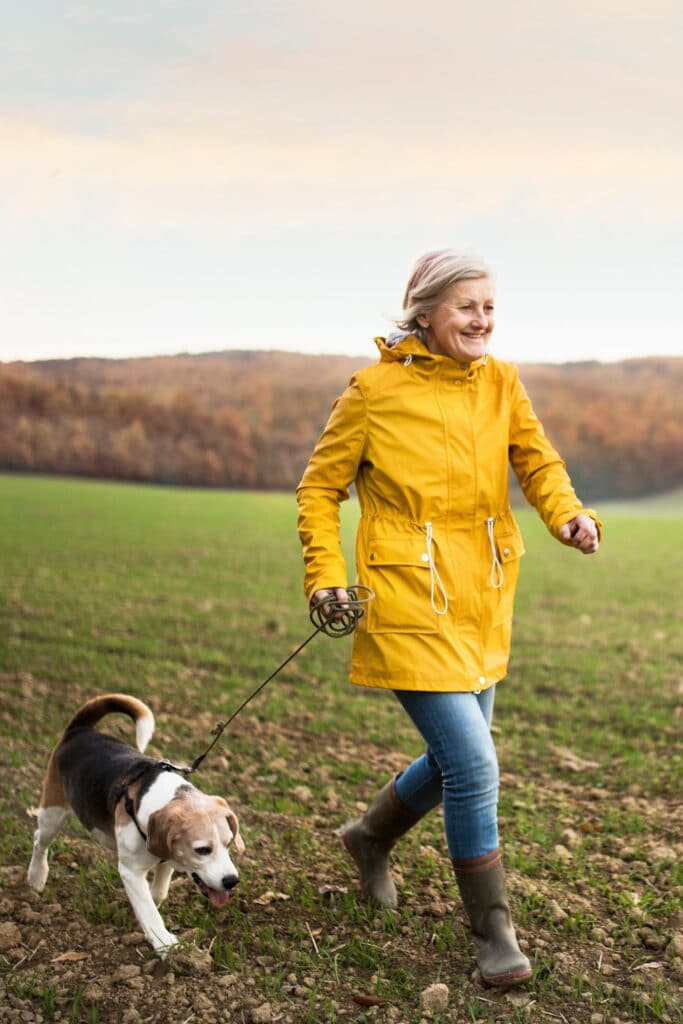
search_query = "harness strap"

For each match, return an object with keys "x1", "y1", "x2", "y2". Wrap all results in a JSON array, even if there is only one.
[
  {"x1": 122, "y1": 788, "x2": 148, "y2": 841},
  {"x1": 113, "y1": 761, "x2": 178, "y2": 842}
]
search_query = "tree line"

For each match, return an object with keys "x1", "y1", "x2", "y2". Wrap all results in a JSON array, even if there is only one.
[{"x1": 1, "y1": 350, "x2": 681, "y2": 500}]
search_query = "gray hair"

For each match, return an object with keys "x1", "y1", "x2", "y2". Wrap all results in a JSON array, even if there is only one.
[{"x1": 396, "y1": 249, "x2": 493, "y2": 341}]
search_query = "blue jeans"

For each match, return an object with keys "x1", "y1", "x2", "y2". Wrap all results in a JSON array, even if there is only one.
[{"x1": 393, "y1": 687, "x2": 499, "y2": 860}]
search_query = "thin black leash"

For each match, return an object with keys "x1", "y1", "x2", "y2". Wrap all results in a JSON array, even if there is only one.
[{"x1": 156, "y1": 585, "x2": 374, "y2": 778}]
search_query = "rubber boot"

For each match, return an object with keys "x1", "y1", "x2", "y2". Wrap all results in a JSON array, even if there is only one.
[
  {"x1": 337, "y1": 775, "x2": 423, "y2": 908},
  {"x1": 453, "y1": 849, "x2": 532, "y2": 986}
]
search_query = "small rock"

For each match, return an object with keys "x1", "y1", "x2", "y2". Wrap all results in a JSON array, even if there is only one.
[
  {"x1": 83, "y1": 983, "x2": 106, "y2": 1002},
  {"x1": 590, "y1": 1014, "x2": 603, "y2": 1024},
  {"x1": 170, "y1": 948, "x2": 213, "y2": 974},
  {"x1": 546, "y1": 899, "x2": 568, "y2": 923},
  {"x1": 216, "y1": 973, "x2": 239, "y2": 988},
  {"x1": 505, "y1": 990, "x2": 532, "y2": 1007},
  {"x1": 561, "y1": 828, "x2": 582, "y2": 848},
  {"x1": 112, "y1": 964, "x2": 141, "y2": 983},
  {"x1": 641, "y1": 927, "x2": 662, "y2": 950},
  {"x1": 0, "y1": 922, "x2": 22, "y2": 951},
  {"x1": 668, "y1": 932, "x2": 683, "y2": 959},
  {"x1": 420, "y1": 983, "x2": 449, "y2": 1014},
  {"x1": 553, "y1": 844, "x2": 572, "y2": 862},
  {"x1": 251, "y1": 1003, "x2": 274, "y2": 1023},
  {"x1": 290, "y1": 785, "x2": 313, "y2": 803}
]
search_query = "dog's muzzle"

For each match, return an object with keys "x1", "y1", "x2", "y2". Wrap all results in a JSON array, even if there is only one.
[{"x1": 191, "y1": 872, "x2": 239, "y2": 907}]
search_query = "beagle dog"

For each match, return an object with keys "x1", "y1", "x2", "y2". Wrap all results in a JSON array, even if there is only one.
[{"x1": 27, "y1": 694, "x2": 245, "y2": 956}]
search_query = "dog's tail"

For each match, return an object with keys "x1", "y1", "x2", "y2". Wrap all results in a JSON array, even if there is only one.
[{"x1": 62, "y1": 694, "x2": 155, "y2": 753}]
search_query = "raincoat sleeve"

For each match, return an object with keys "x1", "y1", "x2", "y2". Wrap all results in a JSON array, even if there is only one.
[
  {"x1": 508, "y1": 369, "x2": 602, "y2": 542},
  {"x1": 296, "y1": 377, "x2": 368, "y2": 599}
]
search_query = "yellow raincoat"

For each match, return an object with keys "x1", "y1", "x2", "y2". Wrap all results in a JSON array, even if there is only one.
[{"x1": 297, "y1": 335, "x2": 601, "y2": 692}]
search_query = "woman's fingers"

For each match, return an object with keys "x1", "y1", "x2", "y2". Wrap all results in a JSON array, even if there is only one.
[
  {"x1": 311, "y1": 587, "x2": 350, "y2": 619},
  {"x1": 560, "y1": 515, "x2": 599, "y2": 554}
]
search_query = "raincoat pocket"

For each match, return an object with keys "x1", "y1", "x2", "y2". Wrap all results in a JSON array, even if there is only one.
[{"x1": 364, "y1": 537, "x2": 441, "y2": 635}]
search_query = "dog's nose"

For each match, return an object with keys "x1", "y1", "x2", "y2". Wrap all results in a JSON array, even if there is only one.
[{"x1": 222, "y1": 875, "x2": 239, "y2": 891}]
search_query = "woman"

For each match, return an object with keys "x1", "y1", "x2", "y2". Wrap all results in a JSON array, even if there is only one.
[{"x1": 296, "y1": 250, "x2": 601, "y2": 987}]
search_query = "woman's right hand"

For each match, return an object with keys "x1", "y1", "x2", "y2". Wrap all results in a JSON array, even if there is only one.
[{"x1": 311, "y1": 587, "x2": 350, "y2": 622}]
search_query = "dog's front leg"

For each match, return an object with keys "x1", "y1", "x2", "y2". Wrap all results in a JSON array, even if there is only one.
[
  {"x1": 150, "y1": 861, "x2": 174, "y2": 906},
  {"x1": 118, "y1": 860, "x2": 178, "y2": 956}
]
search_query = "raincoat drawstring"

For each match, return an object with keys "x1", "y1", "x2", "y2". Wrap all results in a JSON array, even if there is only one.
[
  {"x1": 486, "y1": 517, "x2": 505, "y2": 589},
  {"x1": 425, "y1": 521, "x2": 449, "y2": 614}
]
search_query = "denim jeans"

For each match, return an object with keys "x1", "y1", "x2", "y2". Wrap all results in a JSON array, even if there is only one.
[{"x1": 393, "y1": 687, "x2": 499, "y2": 860}]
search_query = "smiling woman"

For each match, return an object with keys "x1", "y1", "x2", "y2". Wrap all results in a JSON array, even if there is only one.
[
  {"x1": 396, "y1": 250, "x2": 495, "y2": 363},
  {"x1": 296, "y1": 247, "x2": 603, "y2": 988}
]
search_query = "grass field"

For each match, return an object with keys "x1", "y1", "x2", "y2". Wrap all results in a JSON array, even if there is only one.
[{"x1": 0, "y1": 473, "x2": 681, "y2": 1024}]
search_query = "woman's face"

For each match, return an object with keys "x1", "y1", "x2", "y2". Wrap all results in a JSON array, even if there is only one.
[{"x1": 420, "y1": 277, "x2": 495, "y2": 363}]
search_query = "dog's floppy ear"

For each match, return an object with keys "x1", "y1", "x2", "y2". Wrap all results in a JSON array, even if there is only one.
[
  {"x1": 146, "y1": 804, "x2": 181, "y2": 860},
  {"x1": 227, "y1": 810, "x2": 245, "y2": 855}
]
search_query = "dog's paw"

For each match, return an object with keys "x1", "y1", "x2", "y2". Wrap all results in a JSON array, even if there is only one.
[
  {"x1": 27, "y1": 859, "x2": 48, "y2": 893},
  {"x1": 153, "y1": 933, "x2": 179, "y2": 958}
]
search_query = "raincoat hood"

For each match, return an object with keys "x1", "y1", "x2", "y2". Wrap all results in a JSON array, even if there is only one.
[{"x1": 375, "y1": 333, "x2": 490, "y2": 376}]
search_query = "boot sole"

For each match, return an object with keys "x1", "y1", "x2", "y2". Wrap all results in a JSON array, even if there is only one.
[{"x1": 482, "y1": 965, "x2": 533, "y2": 987}]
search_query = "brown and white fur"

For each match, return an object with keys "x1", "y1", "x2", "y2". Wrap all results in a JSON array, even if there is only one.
[{"x1": 27, "y1": 694, "x2": 245, "y2": 956}]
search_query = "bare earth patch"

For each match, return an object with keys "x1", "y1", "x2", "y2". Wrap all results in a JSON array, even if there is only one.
[{"x1": 1, "y1": 687, "x2": 681, "y2": 1024}]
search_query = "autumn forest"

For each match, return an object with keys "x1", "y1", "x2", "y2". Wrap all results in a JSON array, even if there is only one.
[{"x1": 1, "y1": 351, "x2": 681, "y2": 501}]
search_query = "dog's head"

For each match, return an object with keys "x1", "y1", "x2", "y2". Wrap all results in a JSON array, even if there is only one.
[{"x1": 147, "y1": 787, "x2": 245, "y2": 906}]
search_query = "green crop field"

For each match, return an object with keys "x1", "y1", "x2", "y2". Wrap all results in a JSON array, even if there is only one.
[{"x1": 0, "y1": 473, "x2": 681, "y2": 1024}]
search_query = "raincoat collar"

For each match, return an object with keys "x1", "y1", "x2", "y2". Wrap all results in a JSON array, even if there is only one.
[{"x1": 373, "y1": 334, "x2": 489, "y2": 378}]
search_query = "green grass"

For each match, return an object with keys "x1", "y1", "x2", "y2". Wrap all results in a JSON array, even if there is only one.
[{"x1": 0, "y1": 472, "x2": 681, "y2": 1024}]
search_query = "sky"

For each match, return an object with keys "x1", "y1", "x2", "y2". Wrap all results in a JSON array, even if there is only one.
[{"x1": 2, "y1": 0, "x2": 683, "y2": 366}]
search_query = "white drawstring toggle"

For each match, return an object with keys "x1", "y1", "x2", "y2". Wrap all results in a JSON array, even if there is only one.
[
  {"x1": 425, "y1": 521, "x2": 448, "y2": 615},
  {"x1": 486, "y1": 516, "x2": 505, "y2": 589}
]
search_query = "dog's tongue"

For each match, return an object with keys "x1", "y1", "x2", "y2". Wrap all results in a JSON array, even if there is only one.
[{"x1": 208, "y1": 888, "x2": 231, "y2": 908}]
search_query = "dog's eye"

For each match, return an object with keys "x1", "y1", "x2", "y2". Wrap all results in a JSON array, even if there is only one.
[{"x1": 194, "y1": 845, "x2": 213, "y2": 856}]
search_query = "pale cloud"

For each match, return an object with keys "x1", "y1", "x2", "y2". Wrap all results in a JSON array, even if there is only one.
[
  {"x1": 3, "y1": 0, "x2": 680, "y2": 234},
  {"x1": 1, "y1": 1, "x2": 682, "y2": 362},
  {"x1": 2, "y1": 104, "x2": 681, "y2": 233}
]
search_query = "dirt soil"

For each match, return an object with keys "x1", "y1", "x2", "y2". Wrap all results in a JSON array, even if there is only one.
[{"x1": 1, "y1": 709, "x2": 681, "y2": 1024}]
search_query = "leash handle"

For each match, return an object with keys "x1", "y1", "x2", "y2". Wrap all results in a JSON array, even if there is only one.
[{"x1": 308, "y1": 584, "x2": 374, "y2": 636}]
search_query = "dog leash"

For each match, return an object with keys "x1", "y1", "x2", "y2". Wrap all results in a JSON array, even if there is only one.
[{"x1": 156, "y1": 585, "x2": 374, "y2": 777}]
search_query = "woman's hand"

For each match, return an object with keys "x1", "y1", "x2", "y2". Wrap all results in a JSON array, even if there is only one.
[
  {"x1": 559, "y1": 514, "x2": 599, "y2": 554},
  {"x1": 311, "y1": 587, "x2": 350, "y2": 621}
]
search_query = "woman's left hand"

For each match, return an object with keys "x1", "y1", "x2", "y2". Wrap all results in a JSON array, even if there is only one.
[{"x1": 559, "y1": 514, "x2": 600, "y2": 554}]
